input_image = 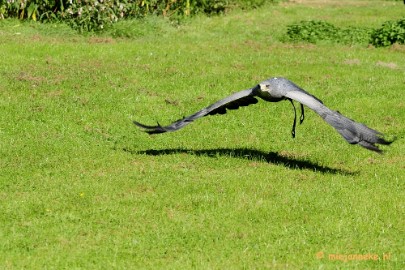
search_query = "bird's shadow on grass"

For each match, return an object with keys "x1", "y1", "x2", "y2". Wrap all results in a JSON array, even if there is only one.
[{"x1": 125, "y1": 147, "x2": 357, "y2": 175}]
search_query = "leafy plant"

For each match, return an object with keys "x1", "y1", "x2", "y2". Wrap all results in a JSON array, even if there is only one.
[
  {"x1": 286, "y1": 20, "x2": 372, "y2": 45},
  {"x1": 337, "y1": 27, "x2": 372, "y2": 44},
  {"x1": 286, "y1": 20, "x2": 339, "y2": 43},
  {"x1": 0, "y1": 0, "x2": 274, "y2": 32},
  {"x1": 370, "y1": 17, "x2": 405, "y2": 47},
  {"x1": 60, "y1": 0, "x2": 127, "y2": 32}
]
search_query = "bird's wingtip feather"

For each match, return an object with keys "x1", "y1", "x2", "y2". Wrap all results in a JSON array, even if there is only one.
[{"x1": 133, "y1": 120, "x2": 168, "y2": 135}]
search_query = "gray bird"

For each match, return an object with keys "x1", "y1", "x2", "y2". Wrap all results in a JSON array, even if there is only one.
[{"x1": 134, "y1": 77, "x2": 393, "y2": 153}]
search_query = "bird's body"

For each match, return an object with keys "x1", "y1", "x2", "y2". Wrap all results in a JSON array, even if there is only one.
[{"x1": 134, "y1": 77, "x2": 393, "y2": 153}]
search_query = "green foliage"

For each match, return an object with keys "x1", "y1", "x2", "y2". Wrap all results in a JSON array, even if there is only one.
[
  {"x1": 0, "y1": 0, "x2": 273, "y2": 32},
  {"x1": 60, "y1": 0, "x2": 129, "y2": 32},
  {"x1": 286, "y1": 18, "x2": 405, "y2": 47},
  {"x1": 0, "y1": 0, "x2": 60, "y2": 21},
  {"x1": 286, "y1": 20, "x2": 372, "y2": 45},
  {"x1": 339, "y1": 27, "x2": 373, "y2": 44},
  {"x1": 286, "y1": 20, "x2": 339, "y2": 43},
  {"x1": 370, "y1": 17, "x2": 405, "y2": 47}
]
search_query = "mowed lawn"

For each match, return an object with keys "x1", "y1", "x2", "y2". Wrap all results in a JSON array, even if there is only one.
[{"x1": 0, "y1": 0, "x2": 404, "y2": 269}]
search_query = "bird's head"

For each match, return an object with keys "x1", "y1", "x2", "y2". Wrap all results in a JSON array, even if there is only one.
[
  {"x1": 257, "y1": 77, "x2": 287, "y2": 101},
  {"x1": 259, "y1": 81, "x2": 270, "y2": 92}
]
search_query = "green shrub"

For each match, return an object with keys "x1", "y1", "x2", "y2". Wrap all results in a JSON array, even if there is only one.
[
  {"x1": 286, "y1": 20, "x2": 372, "y2": 45},
  {"x1": 0, "y1": 0, "x2": 62, "y2": 20},
  {"x1": 286, "y1": 20, "x2": 339, "y2": 43},
  {"x1": 337, "y1": 27, "x2": 372, "y2": 44},
  {"x1": 370, "y1": 17, "x2": 405, "y2": 47},
  {"x1": 60, "y1": 0, "x2": 128, "y2": 32},
  {"x1": 0, "y1": 0, "x2": 274, "y2": 32}
]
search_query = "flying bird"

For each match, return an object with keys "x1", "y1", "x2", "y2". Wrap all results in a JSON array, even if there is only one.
[{"x1": 134, "y1": 77, "x2": 393, "y2": 153}]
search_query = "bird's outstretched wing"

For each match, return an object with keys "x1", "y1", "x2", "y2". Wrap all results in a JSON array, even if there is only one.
[
  {"x1": 284, "y1": 89, "x2": 393, "y2": 153},
  {"x1": 134, "y1": 87, "x2": 259, "y2": 134}
]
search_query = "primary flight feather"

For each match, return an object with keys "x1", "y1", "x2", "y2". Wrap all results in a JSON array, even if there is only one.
[{"x1": 134, "y1": 77, "x2": 393, "y2": 153}]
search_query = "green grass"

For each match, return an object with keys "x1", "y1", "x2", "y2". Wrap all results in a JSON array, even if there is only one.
[{"x1": 1, "y1": 1, "x2": 404, "y2": 269}]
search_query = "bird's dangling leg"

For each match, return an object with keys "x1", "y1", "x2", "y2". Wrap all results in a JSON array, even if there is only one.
[
  {"x1": 299, "y1": 103, "x2": 305, "y2": 124},
  {"x1": 289, "y1": 99, "x2": 297, "y2": 138}
]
